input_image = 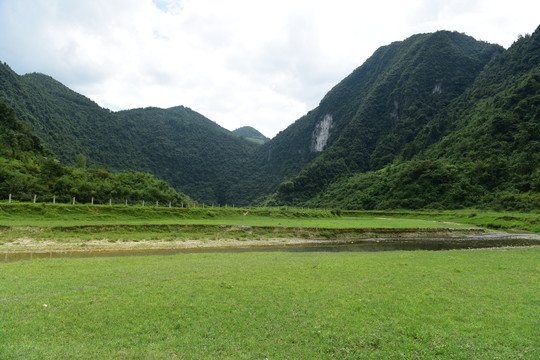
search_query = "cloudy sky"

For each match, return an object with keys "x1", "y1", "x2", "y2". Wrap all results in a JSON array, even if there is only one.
[{"x1": 0, "y1": 0, "x2": 538, "y2": 137}]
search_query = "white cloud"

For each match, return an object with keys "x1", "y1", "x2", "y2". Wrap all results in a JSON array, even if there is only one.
[{"x1": 0, "y1": 0, "x2": 539, "y2": 137}]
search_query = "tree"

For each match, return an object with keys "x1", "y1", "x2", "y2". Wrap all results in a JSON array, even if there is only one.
[{"x1": 75, "y1": 154, "x2": 87, "y2": 169}]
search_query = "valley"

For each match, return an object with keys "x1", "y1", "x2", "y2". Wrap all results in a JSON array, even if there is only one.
[
  {"x1": 1, "y1": 26, "x2": 539, "y2": 359},
  {"x1": 2, "y1": 26, "x2": 539, "y2": 209}
]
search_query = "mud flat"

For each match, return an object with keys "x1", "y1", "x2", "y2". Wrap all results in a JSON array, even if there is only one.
[{"x1": 2, "y1": 226, "x2": 538, "y2": 261}]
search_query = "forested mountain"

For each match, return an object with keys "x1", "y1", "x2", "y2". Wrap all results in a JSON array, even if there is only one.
[
  {"x1": 272, "y1": 26, "x2": 540, "y2": 210},
  {"x1": 1, "y1": 26, "x2": 539, "y2": 210},
  {"x1": 0, "y1": 101, "x2": 192, "y2": 206},
  {"x1": 242, "y1": 31, "x2": 503, "y2": 204},
  {"x1": 0, "y1": 63, "x2": 257, "y2": 204},
  {"x1": 232, "y1": 126, "x2": 270, "y2": 144}
]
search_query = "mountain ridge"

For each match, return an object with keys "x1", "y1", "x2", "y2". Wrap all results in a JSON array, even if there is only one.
[
  {"x1": 1, "y1": 27, "x2": 539, "y2": 209},
  {"x1": 0, "y1": 64, "x2": 258, "y2": 204},
  {"x1": 0, "y1": 100, "x2": 193, "y2": 206},
  {"x1": 278, "y1": 26, "x2": 540, "y2": 210},
  {"x1": 245, "y1": 30, "x2": 503, "y2": 204}
]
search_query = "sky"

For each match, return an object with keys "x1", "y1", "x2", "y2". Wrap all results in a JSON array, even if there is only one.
[{"x1": 0, "y1": 0, "x2": 538, "y2": 138}]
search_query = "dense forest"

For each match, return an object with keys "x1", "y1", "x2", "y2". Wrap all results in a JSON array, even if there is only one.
[
  {"x1": 232, "y1": 126, "x2": 270, "y2": 144},
  {"x1": 1, "y1": 26, "x2": 539, "y2": 210},
  {"x1": 0, "y1": 101, "x2": 192, "y2": 206},
  {"x1": 0, "y1": 64, "x2": 257, "y2": 204},
  {"x1": 238, "y1": 30, "x2": 505, "y2": 204},
  {"x1": 272, "y1": 28, "x2": 540, "y2": 210}
]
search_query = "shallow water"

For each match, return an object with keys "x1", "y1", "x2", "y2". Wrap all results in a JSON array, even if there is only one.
[{"x1": 1, "y1": 233, "x2": 539, "y2": 262}]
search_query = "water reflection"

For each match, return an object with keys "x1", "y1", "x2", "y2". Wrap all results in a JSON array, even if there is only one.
[{"x1": 2, "y1": 233, "x2": 539, "y2": 262}]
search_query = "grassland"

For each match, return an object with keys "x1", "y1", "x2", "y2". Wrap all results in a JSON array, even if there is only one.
[
  {"x1": 1, "y1": 204, "x2": 538, "y2": 358},
  {"x1": 1, "y1": 248, "x2": 539, "y2": 359},
  {"x1": 1, "y1": 203, "x2": 538, "y2": 229},
  {"x1": 0, "y1": 203, "x2": 491, "y2": 252},
  {"x1": 1, "y1": 203, "x2": 538, "y2": 252}
]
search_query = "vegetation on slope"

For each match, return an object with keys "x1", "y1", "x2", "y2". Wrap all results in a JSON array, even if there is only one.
[
  {"x1": 0, "y1": 101, "x2": 192, "y2": 206},
  {"x1": 0, "y1": 65, "x2": 257, "y2": 204},
  {"x1": 232, "y1": 126, "x2": 270, "y2": 144},
  {"x1": 1, "y1": 27, "x2": 539, "y2": 209},
  {"x1": 272, "y1": 27, "x2": 540, "y2": 210},
  {"x1": 268, "y1": 31, "x2": 503, "y2": 205}
]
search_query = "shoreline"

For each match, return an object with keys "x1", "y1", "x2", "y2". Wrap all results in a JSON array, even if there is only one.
[
  {"x1": 1, "y1": 229, "x2": 538, "y2": 255},
  {"x1": 0, "y1": 226, "x2": 487, "y2": 253}
]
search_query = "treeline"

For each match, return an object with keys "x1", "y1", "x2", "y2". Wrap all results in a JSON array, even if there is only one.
[
  {"x1": 1, "y1": 27, "x2": 539, "y2": 210},
  {"x1": 292, "y1": 159, "x2": 539, "y2": 211},
  {"x1": 0, "y1": 101, "x2": 193, "y2": 206}
]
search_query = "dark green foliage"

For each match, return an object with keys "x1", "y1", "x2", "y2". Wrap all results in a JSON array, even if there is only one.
[
  {"x1": 2, "y1": 26, "x2": 539, "y2": 210},
  {"x1": 0, "y1": 101, "x2": 46, "y2": 157},
  {"x1": 272, "y1": 31, "x2": 503, "y2": 205},
  {"x1": 232, "y1": 126, "x2": 269, "y2": 144},
  {"x1": 0, "y1": 101, "x2": 192, "y2": 206},
  {"x1": 291, "y1": 26, "x2": 540, "y2": 211},
  {"x1": 0, "y1": 66, "x2": 257, "y2": 204}
]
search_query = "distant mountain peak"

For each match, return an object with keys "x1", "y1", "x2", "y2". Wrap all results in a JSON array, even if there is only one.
[{"x1": 232, "y1": 126, "x2": 270, "y2": 144}]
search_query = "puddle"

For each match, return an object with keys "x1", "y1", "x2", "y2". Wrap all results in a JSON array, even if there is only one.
[{"x1": 1, "y1": 233, "x2": 539, "y2": 262}]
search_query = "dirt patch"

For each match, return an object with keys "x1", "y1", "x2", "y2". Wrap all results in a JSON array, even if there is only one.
[
  {"x1": 0, "y1": 226, "x2": 487, "y2": 253},
  {"x1": 0, "y1": 237, "x2": 331, "y2": 253}
]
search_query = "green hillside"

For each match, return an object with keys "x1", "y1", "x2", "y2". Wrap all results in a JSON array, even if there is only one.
[
  {"x1": 1, "y1": 26, "x2": 539, "y2": 210},
  {"x1": 232, "y1": 126, "x2": 269, "y2": 144},
  {"x1": 276, "y1": 27, "x2": 540, "y2": 210},
  {"x1": 0, "y1": 65, "x2": 257, "y2": 204},
  {"x1": 0, "y1": 101, "x2": 192, "y2": 206},
  {"x1": 267, "y1": 31, "x2": 503, "y2": 204}
]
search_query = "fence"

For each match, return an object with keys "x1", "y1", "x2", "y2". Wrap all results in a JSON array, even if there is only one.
[
  {"x1": 3, "y1": 193, "x2": 189, "y2": 208},
  {"x1": 1, "y1": 193, "x2": 247, "y2": 210},
  {"x1": 1, "y1": 193, "x2": 327, "y2": 212}
]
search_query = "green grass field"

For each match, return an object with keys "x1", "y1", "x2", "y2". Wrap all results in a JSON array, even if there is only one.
[
  {"x1": 1, "y1": 203, "x2": 538, "y2": 231},
  {"x1": 0, "y1": 204, "x2": 500, "y2": 252},
  {"x1": 0, "y1": 203, "x2": 463, "y2": 228},
  {"x1": 1, "y1": 203, "x2": 538, "y2": 252},
  {"x1": 1, "y1": 248, "x2": 538, "y2": 359},
  {"x1": 1, "y1": 204, "x2": 538, "y2": 358}
]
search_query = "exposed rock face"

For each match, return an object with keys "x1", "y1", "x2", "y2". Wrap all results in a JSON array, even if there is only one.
[
  {"x1": 311, "y1": 114, "x2": 333, "y2": 152},
  {"x1": 432, "y1": 82, "x2": 443, "y2": 94},
  {"x1": 391, "y1": 100, "x2": 399, "y2": 123}
]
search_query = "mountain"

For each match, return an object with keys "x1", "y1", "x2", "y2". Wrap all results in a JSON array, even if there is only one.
[
  {"x1": 0, "y1": 64, "x2": 257, "y2": 205},
  {"x1": 0, "y1": 100, "x2": 192, "y2": 206},
  {"x1": 271, "y1": 27, "x2": 540, "y2": 210},
  {"x1": 233, "y1": 126, "x2": 270, "y2": 144},
  {"x1": 2, "y1": 26, "x2": 539, "y2": 210},
  {"x1": 239, "y1": 31, "x2": 503, "y2": 204}
]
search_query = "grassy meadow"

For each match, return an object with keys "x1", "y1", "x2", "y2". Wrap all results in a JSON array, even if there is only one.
[
  {"x1": 0, "y1": 203, "x2": 469, "y2": 228},
  {"x1": 1, "y1": 203, "x2": 538, "y2": 252},
  {"x1": 1, "y1": 248, "x2": 539, "y2": 359},
  {"x1": 1, "y1": 203, "x2": 538, "y2": 358},
  {"x1": 0, "y1": 203, "x2": 489, "y2": 252},
  {"x1": 1, "y1": 203, "x2": 538, "y2": 230}
]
